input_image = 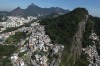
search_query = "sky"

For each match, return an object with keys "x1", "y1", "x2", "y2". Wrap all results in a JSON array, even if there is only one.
[{"x1": 0, "y1": 0, "x2": 100, "y2": 17}]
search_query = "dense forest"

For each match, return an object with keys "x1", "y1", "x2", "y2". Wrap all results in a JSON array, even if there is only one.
[
  {"x1": 5, "y1": 32, "x2": 27, "y2": 44},
  {"x1": 0, "y1": 45, "x2": 17, "y2": 66},
  {"x1": 40, "y1": 8, "x2": 88, "y2": 45},
  {"x1": 1, "y1": 7, "x2": 100, "y2": 66},
  {"x1": 40, "y1": 8, "x2": 88, "y2": 66},
  {"x1": 75, "y1": 15, "x2": 100, "y2": 66},
  {"x1": 89, "y1": 16, "x2": 100, "y2": 55},
  {"x1": 82, "y1": 17, "x2": 94, "y2": 48},
  {"x1": 74, "y1": 16, "x2": 94, "y2": 66},
  {"x1": 81, "y1": 16, "x2": 100, "y2": 56}
]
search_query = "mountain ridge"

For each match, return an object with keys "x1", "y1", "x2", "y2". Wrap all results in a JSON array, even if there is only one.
[
  {"x1": 40, "y1": 8, "x2": 89, "y2": 66},
  {"x1": 0, "y1": 3, "x2": 70, "y2": 16}
]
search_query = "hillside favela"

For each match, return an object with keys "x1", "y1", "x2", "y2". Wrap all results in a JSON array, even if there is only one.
[{"x1": 0, "y1": 0, "x2": 100, "y2": 66}]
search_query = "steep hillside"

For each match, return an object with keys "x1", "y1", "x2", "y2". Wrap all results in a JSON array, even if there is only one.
[
  {"x1": 40, "y1": 8, "x2": 88, "y2": 66},
  {"x1": 89, "y1": 16, "x2": 100, "y2": 55}
]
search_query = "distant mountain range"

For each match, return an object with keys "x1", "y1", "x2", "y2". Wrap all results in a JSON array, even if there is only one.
[{"x1": 0, "y1": 3, "x2": 70, "y2": 16}]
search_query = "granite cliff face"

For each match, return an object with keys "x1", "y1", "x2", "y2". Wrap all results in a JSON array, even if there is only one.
[
  {"x1": 70, "y1": 16, "x2": 88, "y2": 65},
  {"x1": 60, "y1": 15, "x2": 89, "y2": 66},
  {"x1": 40, "y1": 8, "x2": 89, "y2": 66}
]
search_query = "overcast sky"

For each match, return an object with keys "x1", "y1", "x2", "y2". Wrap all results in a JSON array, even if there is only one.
[{"x1": 0, "y1": 0, "x2": 99, "y2": 17}]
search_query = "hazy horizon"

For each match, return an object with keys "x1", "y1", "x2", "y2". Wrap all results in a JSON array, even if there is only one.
[{"x1": 0, "y1": 0, "x2": 100, "y2": 17}]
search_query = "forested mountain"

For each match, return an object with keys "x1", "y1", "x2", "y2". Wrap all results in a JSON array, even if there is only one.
[
  {"x1": 40, "y1": 8, "x2": 89, "y2": 66},
  {"x1": 1, "y1": 4, "x2": 100, "y2": 66},
  {"x1": 39, "y1": 7, "x2": 100, "y2": 66},
  {"x1": 40, "y1": 8, "x2": 88, "y2": 45}
]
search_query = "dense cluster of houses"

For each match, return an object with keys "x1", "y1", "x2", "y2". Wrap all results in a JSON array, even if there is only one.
[
  {"x1": 0, "y1": 26, "x2": 32, "y2": 44},
  {"x1": 0, "y1": 16, "x2": 37, "y2": 32},
  {"x1": 1, "y1": 15, "x2": 100, "y2": 66},
  {"x1": 10, "y1": 21, "x2": 64, "y2": 66},
  {"x1": 83, "y1": 32, "x2": 100, "y2": 66}
]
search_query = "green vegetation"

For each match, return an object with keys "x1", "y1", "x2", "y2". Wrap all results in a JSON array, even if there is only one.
[
  {"x1": 82, "y1": 18, "x2": 94, "y2": 48},
  {"x1": 40, "y1": 8, "x2": 88, "y2": 45},
  {"x1": 0, "y1": 58, "x2": 13, "y2": 66},
  {"x1": 0, "y1": 38, "x2": 4, "y2": 42},
  {"x1": 74, "y1": 52, "x2": 89, "y2": 66},
  {"x1": 82, "y1": 16, "x2": 100, "y2": 55},
  {"x1": 0, "y1": 25, "x2": 24, "y2": 34},
  {"x1": 90, "y1": 16, "x2": 100, "y2": 55},
  {"x1": 96, "y1": 44, "x2": 100, "y2": 55},
  {"x1": 40, "y1": 8, "x2": 88, "y2": 66},
  {"x1": 1, "y1": 27, "x2": 19, "y2": 33},
  {"x1": 18, "y1": 50, "x2": 28, "y2": 57},
  {"x1": 5, "y1": 32, "x2": 27, "y2": 44},
  {"x1": 0, "y1": 45, "x2": 17, "y2": 66},
  {"x1": 0, "y1": 15, "x2": 3, "y2": 21},
  {"x1": 0, "y1": 19, "x2": 37, "y2": 34},
  {"x1": 93, "y1": 17, "x2": 100, "y2": 36},
  {"x1": 80, "y1": 16, "x2": 100, "y2": 65},
  {"x1": 24, "y1": 40, "x2": 29, "y2": 45},
  {"x1": 0, "y1": 45, "x2": 17, "y2": 58},
  {"x1": 0, "y1": 15, "x2": 7, "y2": 22}
]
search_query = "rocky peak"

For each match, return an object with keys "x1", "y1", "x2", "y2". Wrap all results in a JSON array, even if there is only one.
[
  {"x1": 31, "y1": 3, "x2": 37, "y2": 6},
  {"x1": 11, "y1": 7, "x2": 22, "y2": 12},
  {"x1": 13, "y1": 7, "x2": 22, "y2": 11},
  {"x1": 27, "y1": 3, "x2": 39, "y2": 9},
  {"x1": 11, "y1": 7, "x2": 23, "y2": 16},
  {"x1": 16, "y1": 7, "x2": 21, "y2": 9},
  {"x1": 10, "y1": 3, "x2": 69, "y2": 16}
]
